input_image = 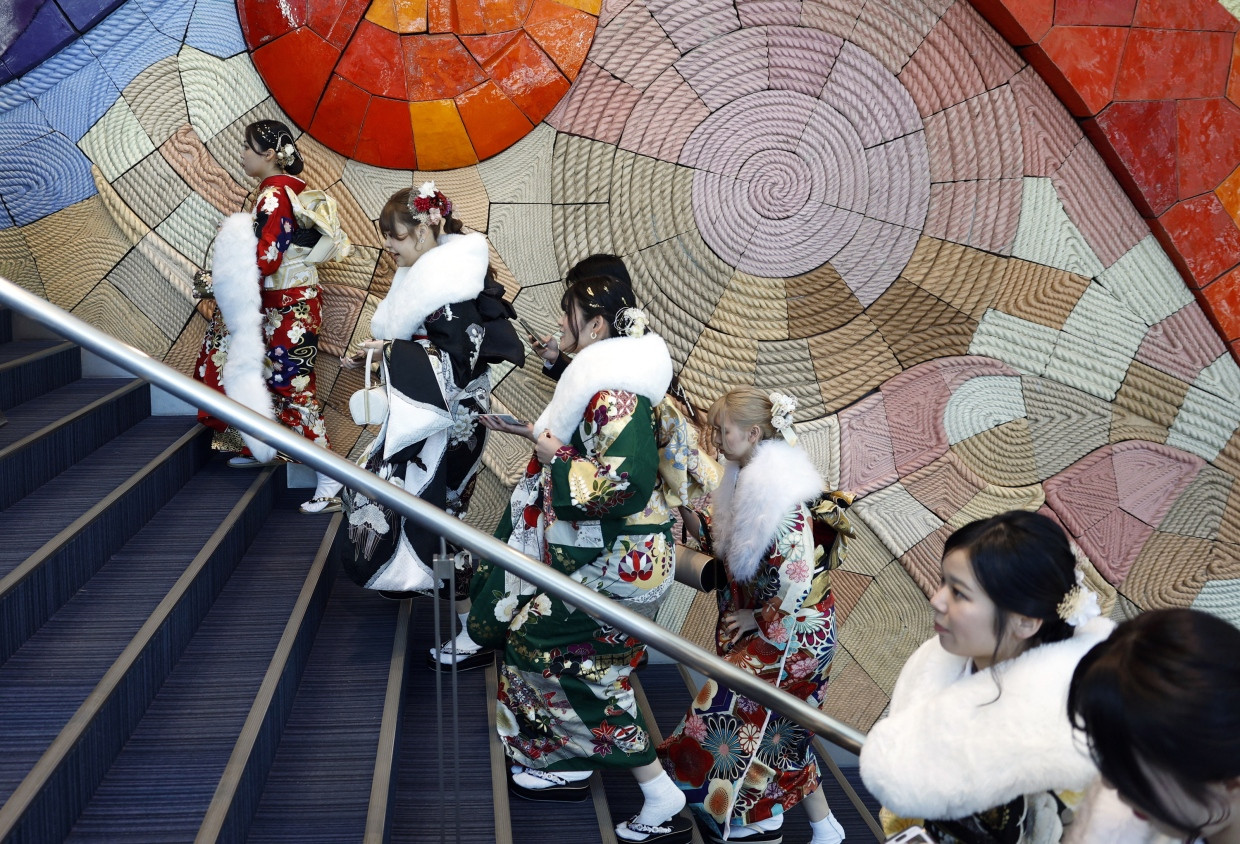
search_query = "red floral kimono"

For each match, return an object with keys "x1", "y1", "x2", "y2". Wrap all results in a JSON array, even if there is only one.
[{"x1": 194, "y1": 174, "x2": 329, "y2": 450}]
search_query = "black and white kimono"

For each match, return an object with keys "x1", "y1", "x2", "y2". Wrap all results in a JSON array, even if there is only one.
[{"x1": 343, "y1": 231, "x2": 522, "y2": 591}]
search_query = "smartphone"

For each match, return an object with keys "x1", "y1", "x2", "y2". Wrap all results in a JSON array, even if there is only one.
[
  {"x1": 514, "y1": 314, "x2": 546, "y2": 347},
  {"x1": 888, "y1": 827, "x2": 937, "y2": 844},
  {"x1": 484, "y1": 413, "x2": 527, "y2": 427}
]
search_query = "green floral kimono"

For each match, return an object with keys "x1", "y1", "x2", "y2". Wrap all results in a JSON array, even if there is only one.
[{"x1": 471, "y1": 389, "x2": 674, "y2": 771}]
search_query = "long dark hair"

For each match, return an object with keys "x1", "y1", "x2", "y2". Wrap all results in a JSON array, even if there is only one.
[
  {"x1": 559, "y1": 273, "x2": 636, "y2": 353},
  {"x1": 944, "y1": 510, "x2": 1077, "y2": 665},
  {"x1": 245, "y1": 120, "x2": 303, "y2": 176},
  {"x1": 566, "y1": 253, "x2": 631, "y2": 288},
  {"x1": 1068, "y1": 608, "x2": 1240, "y2": 838}
]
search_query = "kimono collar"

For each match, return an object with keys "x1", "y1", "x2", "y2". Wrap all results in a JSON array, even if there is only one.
[
  {"x1": 258, "y1": 174, "x2": 305, "y2": 195},
  {"x1": 710, "y1": 438, "x2": 824, "y2": 582},
  {"x1": 533, "y1": 332, "x2": 673, "y2": 442},
  {"x1": 368, "y1": 232, "x2": 490, "y2": 341}
]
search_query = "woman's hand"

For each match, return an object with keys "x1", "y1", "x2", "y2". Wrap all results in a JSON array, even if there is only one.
[
  {"x1": 340, "y1": 339, "x2": 385, "y2": 369},
  {"x1": 532, "y1": 333, "x2": 560, "y2": 365},
  {"x1": 480, "y1": 415, "x2": 535, "y2": 440},
  {"x1": 534, "y1": 429, "x2": 564, "y2": 465},
  {"x1": 721, "y1": 609, "x2": 757, "y2": 645},
  {"x1": 678, "y1": 506, "x2": 702, "y2": 539}
]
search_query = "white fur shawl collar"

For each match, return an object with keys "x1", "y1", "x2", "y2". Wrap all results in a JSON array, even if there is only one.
[
  {"x1": 860, "y1": 617, "x2": 1116, "y2": 821},
  {"x1": 533, "y1": 332, "x2": 672, "y2": 442},
  {"x1": 711, "y1": 439, "x2": 823, "y2": 582},
  {"x1": 369, "y1": 232, "x2": 489, "y2": 340}
]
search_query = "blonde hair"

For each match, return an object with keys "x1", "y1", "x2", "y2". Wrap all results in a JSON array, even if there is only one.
[{"x1": 707, "y1": 386, "x2": 778, "y2": 440}]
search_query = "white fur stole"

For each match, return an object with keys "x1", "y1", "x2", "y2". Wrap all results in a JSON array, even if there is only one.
[
  {"x1": 212, "y1": 212, "x2": 276, "y2": 463},
  {"x1": 533, "y1": 332, "x2": 673, "y2": 442},
  {"x1": 709, "y1": 439, "x2": 824, "y2": 582},
  {"x1": 368, "y1": 232, "x2": 489, "y2": 340},
  {"x1": 860, "y1": 617, "x2": 1116, "y2": 821}
]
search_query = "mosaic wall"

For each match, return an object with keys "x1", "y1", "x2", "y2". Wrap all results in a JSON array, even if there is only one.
[{"x1": 3, "y1": 0, "x2": 1240, "y2": 730}]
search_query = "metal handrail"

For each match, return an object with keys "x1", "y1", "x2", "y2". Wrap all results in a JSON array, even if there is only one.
[{"x1": 0, "y1": 278, "x2": 866, "y2": 754}]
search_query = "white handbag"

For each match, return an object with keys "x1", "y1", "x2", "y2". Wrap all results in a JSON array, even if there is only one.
[{"x1": 349, "y1": 348, "x2": 388, "y2": 426}]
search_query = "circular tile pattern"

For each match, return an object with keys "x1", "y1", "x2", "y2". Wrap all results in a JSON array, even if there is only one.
[{"x1": 236, "y1": 0, "x2": 599, "y2": 170}]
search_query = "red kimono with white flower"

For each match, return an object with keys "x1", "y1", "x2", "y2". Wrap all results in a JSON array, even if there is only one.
[
  {"x1": 659, "y1": 483, "x2": 845, "y2": 836},
  {"x1": 194, "y1": 174, "x2": 329, "y2": 449}
]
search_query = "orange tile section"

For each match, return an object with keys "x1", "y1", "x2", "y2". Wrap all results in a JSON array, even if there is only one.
[
  {"x1": 456, "y1": 81, "x2": 534, "y2": 159},
  {"x1": 485, "y1": 30, "x2": 570, "y2": 123},
  {"x1": 526, "y1": 0, "x2": 597, "y2": 79},
  {"x1": 552, "y1": 0, "x2": 602, "y2": 13},
  {"x1": 1203, "y1": 265, "x2": 1240, "y2": 342},
  {"x1": 482, "y1": 0, "x2": 534, "y2": 33},
  {"x1": 429, "y1": 0, "x2": 455, "y2": 32},
  {"x1": 394, "y1": 0, "x2": 431, "y2": 32},
  {"x1": 455, "y1": 0, "x2": 487, "y2": 33},
  {"x1": 1218, "y1": 164, "x2": 1240, "y2": 229},
  {"x1": 409, "y1": 99, "x2": 479, "y2": 169}
]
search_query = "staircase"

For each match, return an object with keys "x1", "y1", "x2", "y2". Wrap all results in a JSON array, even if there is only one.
[{"x1": 0, "y1": 307, "x2": 880, "y2": 843}]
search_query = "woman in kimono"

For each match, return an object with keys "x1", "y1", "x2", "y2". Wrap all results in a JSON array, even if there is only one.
[
  {"x1": 659, "y1": 388, "x2": 849, "y2": 844},
  {"x1": 470, "y1": 274, "x2": 717, "y2": 844},
  {"x1": 193, "y1": 119, "x2": 350, "y2": 513},
  {"x1": 860, "y1": 510, "x2": 1119, "y2": 844},
  {"x1": 340, "y1": 183, "x2": 521, "y2": 610}
]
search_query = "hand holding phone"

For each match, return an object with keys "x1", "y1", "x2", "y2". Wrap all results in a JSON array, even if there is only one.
[
  {"x1": 887, "y1": 826, "x2": 938, "y2": 843},
  {"x1": 480, "y1": 414, "x2": 535, "y2": 439}
]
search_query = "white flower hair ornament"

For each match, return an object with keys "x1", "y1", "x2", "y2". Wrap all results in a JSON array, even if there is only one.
[
  {"x1": 614, "y1": 307, "x2": 649, "y2": 338},
  {"x1": 274, "y1": 142, "x2": 297, "y2": 169},
  {"x1": 1056, "y1": 567, "x2": 1102, "y2": 627},
  {"x1": 409, "y1": 180, "x2": 453, "y2": 226},
  {"x1": 768, "y1": 391, "x2": 799, "y2": 446}
]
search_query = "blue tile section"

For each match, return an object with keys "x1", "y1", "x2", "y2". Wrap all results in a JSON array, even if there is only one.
[
  {"x1": 0, "y1": 131, "x2": 96, "y2": 225},
  {"x1": 27, "y1": 53, "x2": 120, "y2": 141},
  {"x1": 0, "y1": 1, "x2": 75, "y2": 80},
  {"x1": 0, "y1": 98, "x2": 51, "y2": 156},
  {"x1": 137, "y1": 0, "x2": 192, "y2": 42},
  {"x1": 0, "y1": 0, "x2": 44, "y2": 58},
  {"x1": 83, "y1": 1, "x2": 178, "y2": 91},
  {"x1": 185, "y1": 0, "x2": 246, "y2": 58}
]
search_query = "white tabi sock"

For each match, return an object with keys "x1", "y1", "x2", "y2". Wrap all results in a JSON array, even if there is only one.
[
  {"x1": 616, "y1": 772, "x2": 686, "y2": 839},
  {"x1": 809, "y1": 812, "x2": 845, "y2": 844},
  {"x1": 730, "y1": 814, "x2": 785, "y2": 838},
  {"x1": 511, "y1": 766, "x2": 591, "y2": 789}
]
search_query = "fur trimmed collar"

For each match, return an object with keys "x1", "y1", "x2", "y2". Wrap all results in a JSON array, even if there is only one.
[
  {"x1": 860, "y1": 617, "x2": 1116, "y2": 821},
  {"x1": 711, "y1": 439, "x2": 823, "y2": 581},
  {"x1": 533, "y1": 332, "x2": 673, "y2": 441},
  {"x1": 369, "y1": 232, "x2": 489, "y2": 340}
]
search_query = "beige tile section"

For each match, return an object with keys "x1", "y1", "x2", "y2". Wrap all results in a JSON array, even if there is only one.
[
  {"x1": 902, "y1": 237, "x2": 1008, "y2": 321},
  {"x1": 807, "y1": 313, "x2": 901, "y2": 413},
  {"x1": 1123, "y1": 532, "x2": 1215, "y2": 610},
  {"x1": 136, "y1": 229, "x2": 198, "y2": 304},
  {"x1": 609, "y1": 149, "x2": 696, "y2": 255},
  {"x1": 552, "y1": 133, "x2": 616, "y2": 204},
  {"x1": 23, "y1": 196, "x2": 132, "y2": 310},
  {"x1": 157, "y1": 192, "x2": 220, "y2": 267},
  {"x1": 755, "y1": 337, "x2": 826, "y2": 419},
  {"x1": 0, "y1": 226, "x2": 45, "y2": 297},
  {"x1": 950, "y1": 418, "x2": 1040, "y2": 487},
  {"x1": 679, "y1": 326, "x2": 759, "y2": 415},
  {"x1": 1110, "y1": 360, "x2": 1189, "y2": 445},
  {"x1": 320, "y1": 244, "x2": 380, "y2": 292},
  {"x1": 786, "y1": 262, "x2": 864, "y2": 338},
  {"x1": 205, "y1": 98, "x2": 299, "y2": 188},
  {"x1": 839, "y1": 516, "x2": 897, "y2": 576},
  {"x1": 822, "y1": 647, "x2": 890, "y2": 733},
  {"x1": 72, "y1": 280, "x2": 171, "y2": 358},
  {"x1": 124, "y1": 55, "x2": 188, "y2": 147},
  {"x1": 105, "y1": 248, "x2": 195, "y2": 341},
  {"x1": 838, "y1": 560, "x2": 934, "y2": 695},
  {"x1": 947, "y1": 483, "x2": 1045, "y2": 528},
  {"x1": 296, "y1": 134, "x2": 347, "y2": 190},
  {"x1": 165, "y1": 312, "x2": 209, "y2": 375},
  {"x1": 477, "y1": 123, "x2": 555, "y2": 205},
  {"x1": 341, "y1": 160, "x2": 414, "y2": 220},
  {"x1": 800, "y1": 414, "x2": 842, "y2": 489},
  {"x1": 490, "y1": 203, "x2": 559, "y2": 288},
  {"x1": 91, "y1": 165, "x2": 150, "y2": 249},
  {"x1": 319, "y1": 283, "x2": 368, "y2": 359},
  {"x1": 711, "y1": 270, "x2": 789, "y2": 342},
  {"x1": 179, "y1": 46, "x2": 268, "y2": 142},
  {"x1": 867, "y1": 277, "x2": 976, "y2": 368},
  {"x1": 552, "y1": 204, "x2": 615, "y2": 278},
  {"x1": 113, "y1": 148, "x2": 191, "y2": 227},
  {"x1": 160, "y1": 124, "x2": 249, "y2": 217},
  {"x1": 994, "y1": 257, "x2": 1090, "y2": 330},
  {"x1": 413, "y1": 166, "x2": 488, "y2": 233},
  {"x1": 79, "y1": 97, "x2": 156, "y2": 181}
]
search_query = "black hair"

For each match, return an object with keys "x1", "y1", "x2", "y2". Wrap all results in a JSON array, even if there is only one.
[
  {"x1": 1068, "y1": 608, "x2": 1240, "y2": 838},
  {"x1": 565, "y1": 253, "x2": 631, "y2": 288},
  {"x1": 245, "y1": 119, "x2": 304, "y2": 176},
  {"x1": 559, "y1": 273, "x2": 636, "y2": 353},
  {"x1": 377, "y1": 188, "x2": 463, "y2": 240},
  {"x1": 943, "y1": 510, "x2": 1077, "y2": 668}
]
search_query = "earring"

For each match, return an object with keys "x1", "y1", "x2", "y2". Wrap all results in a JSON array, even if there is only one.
[{"x1": 590, "y1": 330, "x2": 597, "y2": 340}]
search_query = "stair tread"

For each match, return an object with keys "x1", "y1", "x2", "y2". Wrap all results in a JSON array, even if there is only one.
[
  {"x1": 0, "y1": 416, "x2": 200, "y2": 571},
  {"x1": 0, "y1": 339, "x2": 71, "y2": 366},
  {"x1": 63, "y1": 509, "x2": 334, "y2": 844},
  {"x1": 0, "y1": 465, "x2": 263, "y2": 806},
  {"x1": 0, "y1": 378, "x2": 139, "y2": 451},
  {"x1": 246, "y1": 573, "x2": 399, "y2": 843}
]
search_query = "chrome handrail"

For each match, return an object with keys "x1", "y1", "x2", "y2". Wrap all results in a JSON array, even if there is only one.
[{"x1": 0, "y1": 278, "x2": 866, "y2": 754}]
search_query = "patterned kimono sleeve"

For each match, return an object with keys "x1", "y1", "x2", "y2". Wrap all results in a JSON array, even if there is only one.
[
  {"x1": 548, "y1": 390, "x2": 659, "y2": 522},
  {"x1": 254, "y1": 186, "x2": 295, "y2": 277},
  {"x1": 754, "y1": 507, "x2": 816, "y2": 651}
]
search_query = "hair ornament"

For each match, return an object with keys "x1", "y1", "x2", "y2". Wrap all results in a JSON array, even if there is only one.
[
  {"x1": 409, "y1": 180, "x2": 453, "y2": 226},
  {"x1": 274, "y1": 141, "x2": 297, "y2": 169},
  {"x1": 768, "y1": 391, "x2": 799, "y2": 446},
  {"x1": 615, "y1": 307, "x2": 649, "y2": 338},
  {"x1": 1057, "y1": 567, "x2": 1102, "y2": 627}
]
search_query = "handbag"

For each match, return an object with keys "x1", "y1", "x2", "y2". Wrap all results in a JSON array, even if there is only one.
[{"x1": 349, "y1": 348, "x2": 388, "y2": 425}]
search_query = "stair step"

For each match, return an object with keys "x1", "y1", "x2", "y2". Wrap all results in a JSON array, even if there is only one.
[
  {"x1": 0, "y1": 466, "x2": 272, "y2": 816},
  {"x1": 244, "y1": 573, "x2": 400, "y2": 843},
  {"x1": 0, "y1": 340, "x2": 79, "y2": 410},
  {"x1": 61, "y1": 509, "x2": 338, "y2": 843},
  {"x1": 0, "y1": 308, "x2": 11, "y2": 344},
  {"x1": 392, "y1": 596, "x2": 499, "y2": 843},
  {"x1": 0, "y1": 378, "x2": 148, "y2": 509},
  {"x1": 0, "y1": 417, "x2": 206, "y2": 665}
]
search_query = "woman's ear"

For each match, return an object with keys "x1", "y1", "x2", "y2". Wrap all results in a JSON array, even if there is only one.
[
  {"x1": 1010, "y1": 613, "x2": 1044, "y2": 642},
  {"x1": 747, "y1": 425, "x2": 761, "y2": 444}
]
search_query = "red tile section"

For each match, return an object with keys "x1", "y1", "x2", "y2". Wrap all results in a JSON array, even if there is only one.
[
  {"x1": 250, "y1": 27, "x2": 341, "y2": 130},
  {"x1": 337, "y1": 20, "x2": 408, "y2": 100},
  {"x1": 485, "y1": 31, "x2": 570, "y2": 124},
  {"x1": 1154, "y1": 194, "x2": 1240, "y2": 288},
  {"x1": 1178, "y1": 99, "x2": 1240, "y2": 200},
  {"x1": 455, "y1": 80, "x2": 533, "y2": 159},
  {"x1": 1114, "y1": 29, "x2": 1233, "y2": 101},
  {"x1": 1085, "y1": 101, "x2": 1178, "y2": 217},
  {"x1": 1054, "y1": 0, "x2": 1134, "y2": 27},
  {"x1": 1203, "y1": 265, "x2": 1240, "y2": 342},
  {"x1": 1230, "y1": 34, "x2": 1240, "y2": 106},
  {"x1": 967, "y1": 0, "x2": 1052, "y2": 45},
  {"x1": 353, "y1": 96, "x2": 417, "y2": 170},
  {"x1": 403, "y1": 34, "x2": 487, "y2": 100},
  {"x1": 1025, "y1": 25, "x2": 1127, "y2": 117},
  {"x1": 307, "y1": 0, "x2": 371, "y2": 49},
  {"x1": 308, "y1": 74, "x2": 371, "y2": 159},
  {"x1": 1132, "y1": 0, "x2": 1238, "y2": 32},
  {"x1": 237, "y1": 0, "x2": 306, "y2": 47},
  {"x1": 525, "y1": 0, "x2": 597, "y2": 80}
]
